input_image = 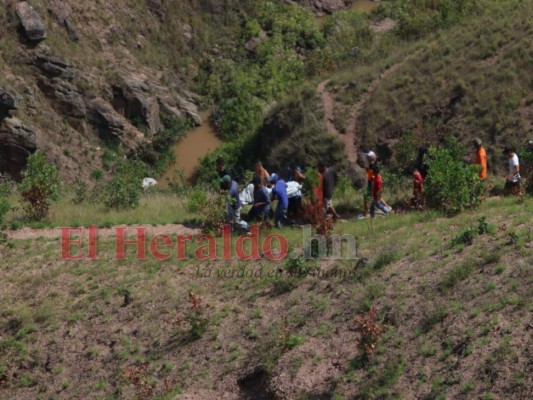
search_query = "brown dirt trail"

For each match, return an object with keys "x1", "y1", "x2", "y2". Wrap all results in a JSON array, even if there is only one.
[{"x1": 3, "y1": 224, "x2": 201, "y2": 241}]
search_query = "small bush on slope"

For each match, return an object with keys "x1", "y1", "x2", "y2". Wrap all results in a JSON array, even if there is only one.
[
  {"x1": 425, "y1": 138, "x2": 484, "y2": 215},
  {"x1": 18, "y1": 151, "x2": 61, "y2": 220}
]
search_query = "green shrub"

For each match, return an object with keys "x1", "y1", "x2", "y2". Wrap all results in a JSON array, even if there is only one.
[
  {"x1": 72, "y1": 179, "x2": 87, "y2": 205},
  {"x1": 187, "y1": 189, "x2": 207, "y2": 213},
  {"x1": 18, "y1": 151, "x2": 61, "y2": 220},
  {"x1": 213, "y1": 95, "x2": 264, "y2": 140},
  {"x1": 0, "y1": 195, "x2": 9, "y2": 225},
  {"x1": 91, "y1": 170, "x2": 104, "y2": 181},
  {"x1": 199, "y1": 195, "x2": 227, "y2": 235},
  {"x1": 135, "y1": 117, "x2": 189, "y2": 175},
  {"x1": 185, "y1": 293, "x2": 209, "y2": 339},
  {"x1": 381, "y1": 0, "x2": 484, "y2": 39},
  {"x1": 0, "y1": 177, "x2": 12, "y2": 225},
  {"x1": 425, "y1": 139, "x2": 484, "y2": 215},
  {"x1": 103, "y1": 160, "x2": 147, "y2": 209},
  {"x1": 477, "y1": 216, "x2": 491, "y2": 235},
  {"x1": 284, "y1": 256, "x2": 318, "y2": 277},
  {"x1": 451, "y1": 227, "x2": 476, "y2": 247}
]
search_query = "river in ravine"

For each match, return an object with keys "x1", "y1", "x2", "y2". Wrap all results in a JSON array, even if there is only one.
[
  {"x1": 162, "y1": 1, "x2": 381, "y2": 185},
  {"x1": 160, "y1": 111, "x2": 221, "y2": 185}
]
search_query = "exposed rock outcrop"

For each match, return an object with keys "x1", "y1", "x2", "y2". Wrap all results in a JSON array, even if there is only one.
[
  {"x1": 37, "y1": 78, "x2": 87, "y2": 119},
  {"x1": 3, "y1": 0, "x2": 205, "y2": 182},
  {"x1": 15, "y1": 2, "x2": 46, "y2": 41},
  {"x1": 87, "y1": 98, "x2": 144, "y2": 146},
  {"x1": 0, "y1": 117, "x2": 38, "y2": 179},
  {"x1": 0, "y1": 89, "x2": 22, "y2": 119},
  {"x1": 111, "y1": 78, "x2": 162, "y2": 135},
  {"x1": 285, "y1": 0, "x2": 351, "y2": 13},
  {"x1": 33, "y1": 55, "x2": 73, "y2": 79}
]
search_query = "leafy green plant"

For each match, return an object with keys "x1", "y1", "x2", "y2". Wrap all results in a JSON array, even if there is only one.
[
  {"x1": 452, "y1": 227, "x2": 476, "y2": 247},
  {"x1": 0, "y1": 192, "x2": 9, "y2": 225},
  {"x1": 278, "y1": 317, "x2": 305, "y2": 352},
  {"x1": 425, "y1": 139, "x2": 485, "y2": 215},
  {"x1": 477, "y1": 216, "x2": 489, "y2": 235},
  {"x1": 103, "y1": 160, "x2": 147, "y2": 209},
  {"x1": 18, "y1": 151, "x2": 61, "y2": 220},
  {"x1": 284, "y1": 256, "x2": 318, "y2": 277},
  {"x1": 199, "y1": 195, "x2": 227, "y2": 235},
  {"x1": 187, "y1": 189, "x2": 207, "y2": 213},
  {"x1": 72, "y1": 179, "x2": 87, "y2": 205},
  {"x1": 184, "y1": 293, "x2": 209, "y2": 339}
]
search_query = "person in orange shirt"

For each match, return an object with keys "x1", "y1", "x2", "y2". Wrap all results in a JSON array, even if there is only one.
[
  {"x1": 473, "y1": 138, "x2": 487, "y2": 181},
  {"x1": 254, "y1": 161, "x2": 270, "y2": 186}
]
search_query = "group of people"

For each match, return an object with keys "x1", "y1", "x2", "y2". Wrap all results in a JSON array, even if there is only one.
[
  {"x1": 215, "y1": 157, "x2": 339, "y2": 230},
  {"x1": 214, "y1": 139, "x2": 524, "y2": 230}
]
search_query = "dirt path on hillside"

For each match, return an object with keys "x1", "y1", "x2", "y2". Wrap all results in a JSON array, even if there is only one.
[
  {"x1": 4, "y1": 224, "x2": 201, "y2": 241},
  {"x1": 318, "y1": 50, "x2": 423, "y2": 163},
  {"x1": 316, "y1": 79, "x2": 339, "y2": 136}
]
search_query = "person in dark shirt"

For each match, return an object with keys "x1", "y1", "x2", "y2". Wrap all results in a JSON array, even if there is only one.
[
  {"x1": 416, "y1": 146, "x2": 429, "y2": 180},
  {"x1": 318, "y1": 160, "x2": 339, "y2": 219},
  {"x1": 221, "y1": 175, "x2": 248, "y2": 230},
  {"x1": 248, "y1": 176, "x2": 271, "y2": 222},
  {"x1": 216, "y1": 157, "x2": 231, "y2": 179},
  {"x1": 269, "y1": 173, "x2": 289, "y2": 228}
]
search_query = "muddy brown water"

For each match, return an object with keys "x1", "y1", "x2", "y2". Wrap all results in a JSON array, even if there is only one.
[{"x1": 161, "y1": 111, "x2": 222, "y2": 185}]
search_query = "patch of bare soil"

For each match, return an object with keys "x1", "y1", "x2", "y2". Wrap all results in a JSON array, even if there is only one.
[
  {"x1": 3, "y1": 224, "x2": 201, "y2": 241},
  {"x1": 316, "y1": 79, "x2": 339, "y2": 136},
  {"x1": 370, "y1": 18, "x2": 397, "y2": 33}
]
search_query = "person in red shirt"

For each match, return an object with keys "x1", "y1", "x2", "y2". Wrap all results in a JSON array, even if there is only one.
[
  {"x1": 413, "y1": 167, "x2": 424, "y2": 200},
  {"x1": 370, "y1": 165, "x2": 392, "y2": 218}
]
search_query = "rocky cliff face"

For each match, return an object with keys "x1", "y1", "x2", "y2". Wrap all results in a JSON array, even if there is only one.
[
  {"x1": 0, "y1": 0, "x2": 202, "y2": 181},
  {"x1": 285, "y1": 0, "x2": 353, "y2": 13}
]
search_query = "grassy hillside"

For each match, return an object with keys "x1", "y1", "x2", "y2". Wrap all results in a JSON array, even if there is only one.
[
  {"x1": 259, "y1": 0, "x2": 533, "y2": 174},
  {"x1": 0, "y1": 197, "x2": 531, "y2": 399},
  {"x1": 1, "y1": 1, "x2": 533, "y2": 399}
]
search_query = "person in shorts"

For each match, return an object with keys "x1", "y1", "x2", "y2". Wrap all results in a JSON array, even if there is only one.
[{"x1": 503, "y1": 145, "x2": 521, "y2": 196}]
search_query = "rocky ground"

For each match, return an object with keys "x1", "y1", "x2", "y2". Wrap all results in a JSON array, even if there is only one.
[{"x1": 1, "y1": 0, "x2": 203, "y2": 182}]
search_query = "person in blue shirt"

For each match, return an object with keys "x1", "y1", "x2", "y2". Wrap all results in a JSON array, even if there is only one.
[
  {"x1": 248, "y1": 176, "x2": 271, "y2": 222},
  {"x1": 221, "y1": 175, "x2": 249, "y2": 230},
  {"x1": 269, "y1": 173, "x2": 289, "y2": 228}
]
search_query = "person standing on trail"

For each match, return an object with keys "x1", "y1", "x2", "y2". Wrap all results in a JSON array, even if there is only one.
[
  {"x1": 370, "y1": 165, "x2": 391, "y2": 218},
  {"x1": 254, "y1": 161, "x2": 270, "y2": 186},
  {"x1": 318, "y1": 160, "x2": 340, "y2": 219},
  {"x1": 248, "y1": 176, "x2": 271, "y2": 222},
  {"x1": 269, "y1": 173, "x2": 289, "y2": 228},
  {"x1": 472, "y1": 138, "x2": 487, "y2": 181},
  {"x1": 503, "y1": 145, "x2": 521, "y2": 196},
  {"x1": 412, "y1": 167, "x2": 424, "y2": 201},
  {"x1": 221, "y1": 175, "x2": 248, "y2": 230},
  {"x1": 359, "y1": 151, "x2": 377, "y2": 219}
]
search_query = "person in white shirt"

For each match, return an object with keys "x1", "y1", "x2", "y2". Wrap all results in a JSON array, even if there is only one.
[{"x1": 503, "y1": 145, "x2": 521, "y2": 196}]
